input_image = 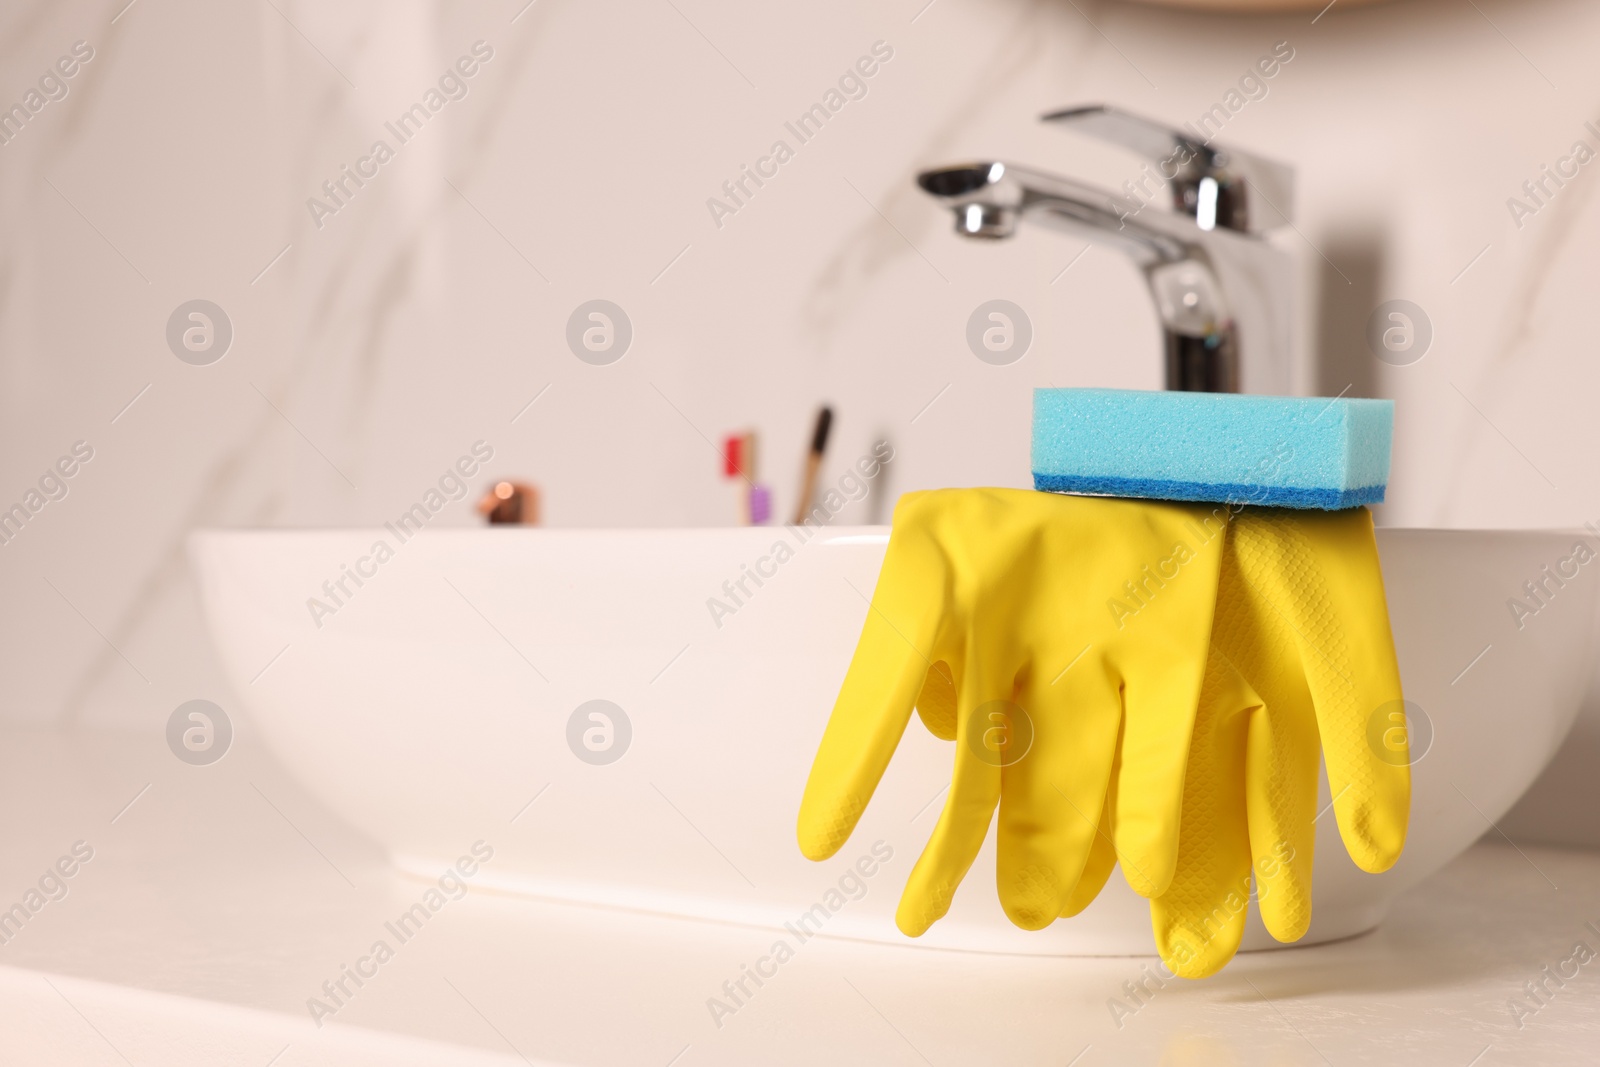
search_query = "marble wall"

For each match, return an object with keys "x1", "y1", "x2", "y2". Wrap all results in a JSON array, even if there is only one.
[{"x1": 1, "y1": 0, "x2": 1597, "y2": 838}]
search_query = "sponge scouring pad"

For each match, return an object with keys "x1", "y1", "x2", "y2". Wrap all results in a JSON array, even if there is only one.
[{"x1": 1031, "y1": 388, "x2": 1393, "y2": 510}]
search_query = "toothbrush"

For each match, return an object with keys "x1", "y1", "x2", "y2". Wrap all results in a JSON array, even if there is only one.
[
  {"x1": 791, "y1": 406, "x2": 833, "y2": 525},
  {"x1": 748, "y1": 484, "x2": 772, "y2": 525},
  {"x1": 722, "y1": 431, "x2": 770, "y2": 525}
]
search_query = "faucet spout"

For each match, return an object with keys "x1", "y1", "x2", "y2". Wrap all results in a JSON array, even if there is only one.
[
  {"x1": 918, "y1": 161, "x2": 1194, "y2": 264},
  {"x1": 919, "y1": 160, "x2": 1239, "y2": 391},
  {"x1": 915, "y1": 109, "x2": 1295, "y2": 394}
]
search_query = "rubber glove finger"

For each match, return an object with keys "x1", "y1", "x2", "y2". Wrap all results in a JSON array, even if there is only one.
[
  {"x1": 895, "y1": 641, "x2": 1009, "y2": 937},
  {"x1": 1234, "y1": 509, "x2": 1409, "y2": 874},
  {"x1": 1059, "y1": 793, "x2": 1118, "y2": 918},
  {"x1": 915, "y1": 660, "x2": 958, "y2": 740},
  {"x1": 1151, "y1": 647, "x2": 1256, "y2": 980},
  {"x1": 1208, "y1": 541, "x2": 1320, "y2": 945},
  {"x1": 798, "y1": 521, "x2": 947, "y2": 861},
  {"x1": 1241, "y1": 691, "x2": 1320, "y2": 943},
  {"x1": 1105, "y1": 518, "x2": 1227, "y2": 899},
  {"x1": 994, "y1": 662, "x2": 1121, "y2": 929}
]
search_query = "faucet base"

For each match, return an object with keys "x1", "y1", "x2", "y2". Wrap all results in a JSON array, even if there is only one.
[{"x1": 1165, "y1": 331, "x2": 1237, "y2": 392}]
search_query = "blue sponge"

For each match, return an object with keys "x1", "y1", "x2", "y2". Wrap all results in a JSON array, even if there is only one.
[{"x1": 1031, "y1": 388, "x2": 1393, "y2": 510}]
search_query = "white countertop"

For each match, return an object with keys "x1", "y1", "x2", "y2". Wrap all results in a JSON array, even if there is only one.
[{"x1": 3, "y1": 728, "x2": 1597, "y2": 1066}]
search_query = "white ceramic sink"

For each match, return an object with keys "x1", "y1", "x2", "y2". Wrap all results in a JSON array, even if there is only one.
[{"x1": 189, "y1": 524, "x2": 1597, "y2": 956}]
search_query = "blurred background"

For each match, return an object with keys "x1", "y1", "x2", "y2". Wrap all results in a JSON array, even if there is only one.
[{"x1": 0, "y1": 0, "x2": 1596, "y2": 838}]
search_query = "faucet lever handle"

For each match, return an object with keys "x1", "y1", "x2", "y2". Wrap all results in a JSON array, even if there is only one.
[{"x1": 1042, "y1": 104, "x2": 1294, "y2": 234}]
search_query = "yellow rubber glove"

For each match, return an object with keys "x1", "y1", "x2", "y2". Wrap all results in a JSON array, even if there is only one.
[
  {"x1": 1149, "y1": 506, "x2": 1409, "y2": 978},
  {"x1": 796, "y1": 488, "x2": 1229, "y2": 935}
]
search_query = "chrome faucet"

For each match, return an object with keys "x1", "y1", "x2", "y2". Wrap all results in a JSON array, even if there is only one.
[{"x1": 917, "y1": 105, "x2": 1295, "y2": 394}]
